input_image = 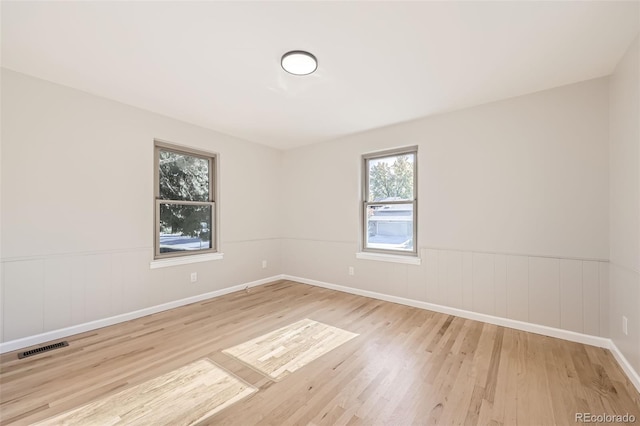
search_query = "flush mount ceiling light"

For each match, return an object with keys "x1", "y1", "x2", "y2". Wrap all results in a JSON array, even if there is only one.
[{"x1": 281, "y1": 50, "x2": 317, "y2": 76}]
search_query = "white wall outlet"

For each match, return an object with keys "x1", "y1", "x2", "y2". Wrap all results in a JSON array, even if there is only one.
[
  {"x1": 262, "y1": 260, "x2": 268, "y2": 269},
  {"x1": 622, "y1": 316, "x2": 628, "y2": 336},
  {"x1": 348, "y1": 266, "x2": 355, "y2": 276},
  {"x1": 190, "y1": 272, "x2": 197, "y2": 283}
]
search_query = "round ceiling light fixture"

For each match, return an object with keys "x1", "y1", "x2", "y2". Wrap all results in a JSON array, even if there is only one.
[{"x1": 281, "y1": 50, "x2": 317, "y2": 76}]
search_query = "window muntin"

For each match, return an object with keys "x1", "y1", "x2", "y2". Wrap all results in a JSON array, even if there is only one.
[
  {"x1": 363, "y1": 147, "x2": 417, "y2": 255},
  {"x1": 155, "y1": 142, "x2": 216, "y2": 259}
]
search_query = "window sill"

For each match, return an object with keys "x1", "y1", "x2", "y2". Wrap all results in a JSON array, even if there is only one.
[
  {"x1": 150, "y1": 252, "x2": 224, "y2": 269},
  {"x1": 356, "y1": 252, "x2": 421, "y2": 265}
]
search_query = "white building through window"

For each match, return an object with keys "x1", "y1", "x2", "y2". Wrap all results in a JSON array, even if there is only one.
[{"x1": 362, "y1": 146, "x2": 417, "y2": 256}]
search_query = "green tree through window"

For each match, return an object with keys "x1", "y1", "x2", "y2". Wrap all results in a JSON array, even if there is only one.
[
  {"x1": 159, "y1": 151, "x2": 210, "y2": 239},
  {"x1": 369, "y1": 155, "x2": 414, "y2": 201},
  {"x1": 155, "y1": 143, "x2": 216, "y2": 258}
]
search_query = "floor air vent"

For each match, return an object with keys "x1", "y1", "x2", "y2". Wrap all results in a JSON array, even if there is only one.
[{"x1": 18, "y1": 341, "x2": 69, "y2": 359}]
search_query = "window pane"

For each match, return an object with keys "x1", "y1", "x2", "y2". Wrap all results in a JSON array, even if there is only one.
[
  {"x1": 159, "y1": 203, "x2": 213, "y2": 253},
  {"x1": 365, "y1": 203, "x2": 414, "y2": 252},
  {"x1": 158, "y1": 150, "x2": 210, "y2": 201},
  {"x1": 368, "y1": 153, "x2": 414, "y2": 202}
]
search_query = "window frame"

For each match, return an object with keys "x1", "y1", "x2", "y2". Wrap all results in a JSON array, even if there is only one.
[
  {"x1": 362, "y1": 146, "x2": 418, "y2": 257},
  {"x1": 153, "y1": 140, "x2": 218, "y2": 260}
]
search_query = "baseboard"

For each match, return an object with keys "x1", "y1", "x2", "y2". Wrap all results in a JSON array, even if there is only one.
[
  {"x1": 608, "y1": 340, "x2": 640, "y2": 394},
  {"x1": 284, "y1": 274, "x2": 640, "y2": 394},
  {"x1": 4, "y1": 272, "x2": 638, "y2": 395},
  {"x1": 0, "y1": 274, "x2": 284, "y2": 354},
  {"x1": 284, "y1": 274, "x2": 610, "y2": 348}
]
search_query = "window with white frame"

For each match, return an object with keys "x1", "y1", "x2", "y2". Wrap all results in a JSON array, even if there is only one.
[
  {"x1": 362, "y1": 147, "x2": 417, "y2": 255},
  {"x1": 154, "y1": 141, "x2": 217, "y2": 259}
]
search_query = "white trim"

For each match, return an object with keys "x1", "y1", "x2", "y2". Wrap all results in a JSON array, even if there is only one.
[
  {"x1": 1, "y1": 247, "x2": 151, "y2": 263},
  {"x1": 150, "y1": 252, "x2": 224, "y2": 269},
  {"x1": 416, "y1": 246, "x2": 609, "y2": 263},
  {"x1": 356, "y1": 252, "x2": 421, "y2": 265},
  {"x1": 3, "y1": 272, "x2": 637, "y2": 395},
  {"x1": 609, "y1": 260, "x2": 640, "y2": 276},
  {"x1": 608, "y1": 339, "x2": 640, "y2": 394},
  {"x1": 279, "y1": 238, "x2": 610, "y2": 263},
  {"x1": 283, "y1": 274, "x2": 610, "y2": 349},
  {"x1": 0, "y1": 274, "x2": 284, "y2": 354},
  {"x1": 284, "y1": 274, "x2": 640, "y2": 393}
]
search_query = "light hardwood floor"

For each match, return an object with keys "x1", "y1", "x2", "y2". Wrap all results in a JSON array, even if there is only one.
[{"x1": 1, "y1": 280, "x2": 639, "y2": 425}]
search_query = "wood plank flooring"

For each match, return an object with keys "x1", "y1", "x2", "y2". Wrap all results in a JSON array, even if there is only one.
[{"x1": 1, "y1": 280, "x2": 639, "y2": 425}]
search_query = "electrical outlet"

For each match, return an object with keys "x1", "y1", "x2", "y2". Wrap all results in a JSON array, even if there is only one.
[
  {"x1": 623, "y1": 316, "x2": 628, "y2": 336},
  {"x1": 262, "y1": 260, "x2": 267, "y2": 269},
  {"x1": 348, "y1": 266, "x2": 355, "y2": 276},
  {"x1": 190, "y1": 272, "x2": 197, "y2": 283}
]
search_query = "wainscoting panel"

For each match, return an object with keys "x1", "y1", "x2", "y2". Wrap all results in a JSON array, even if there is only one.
[
  {"x1": 424, "y1": 249, "x2": 439, "y2": 304},
  {"x1": 582, "y1": 261, "x2": 601, "y2": 336},
  {"x1": 388, "y1": 263, "x2": 408, "y2": 299},
  {"x1": 494, "y1": 254, "x2": 507, "y2": 318},
  {"x1": 598, "y1": 262, "x2": 609, "y2": 338},
  {"x1": 121, "y1": 250, "x2": 152, "y2": 315},
  {"x1": 560, "y1": 259, "x2": 583, "y2": 333},
  {"x1": 461, "y1": 251, "x2": 473, "y2": 311},
  {"x1": 506, "y1": 255, "x2": 528, "y2": 322},
  {"x1": 609, "y1": 262, "x2": 640, "y2": 375},
  {"x1": 2, "y1": 240, "x2": 281, "y2": 344},
  {"x1": 529, "y1": 257, "x2": 561, "y2": 328},
  {"x1": 436, "y1": 250, "x2": 448, "y2": 305},
  {"x1": 445, "y1": 250, "x2": 463, "y2": 310},
  {"x1": 3, "y1": 260, "x2": 45, "y2": 341},
  {"x1": 281, "y1": 239, "x2": 610, "y2": 338},
  {"x1": 5, "y1": 240, "x2": 611, "y2": 347},
  {"x1": 43, "y1": 257, "x2": 73, "y2": 332},
  {"x1": 472, "y1": 252, "x2": 495, "y2": 316},
  {"x1": 70, "y1": 258, "x2": 86, "y2": 326},
  {"x1": 407, "y1": 260, "x2": 427, "y2": 302},
  {"x1": 84, "y1": 254, "x2": 112, "y2": 323}
]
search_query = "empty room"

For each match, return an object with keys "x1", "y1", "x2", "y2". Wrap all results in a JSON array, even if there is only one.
[{"x1": 1, "y1": 1, "x2": 639, "y2": 425}]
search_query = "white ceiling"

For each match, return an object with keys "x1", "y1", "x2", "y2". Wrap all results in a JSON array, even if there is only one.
[{"x1": 2, "y1": 1, "x2": 639, "y2": 150}]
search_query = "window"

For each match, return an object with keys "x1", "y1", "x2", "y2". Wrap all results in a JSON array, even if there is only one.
[
  {"x1": 362, "y1": 146, "x2": 417, "y2": 256},
  {"x1": 154, "y1": 141, "x2": 217, "y2": 259}
]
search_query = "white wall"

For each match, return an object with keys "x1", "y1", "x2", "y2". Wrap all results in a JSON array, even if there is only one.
[
  {"x1": 282, "y1": 78, "x2": 611, "y2": 336},
  {"x1": 609, "y1": 35, "x2": 640, "y2": 375},
  {"x1": 1, "y1": 69, "x2": 282, "y2": 342},
  {"x1": 0, "y1": 66, "x2": 619, "y2": 354}
]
